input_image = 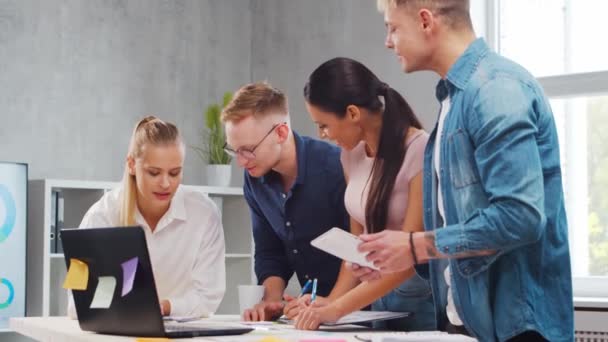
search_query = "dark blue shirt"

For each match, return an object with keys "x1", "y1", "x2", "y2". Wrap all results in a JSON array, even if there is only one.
[{"x1": 243, "y1": 131, "x2": 349, "y2": 297}]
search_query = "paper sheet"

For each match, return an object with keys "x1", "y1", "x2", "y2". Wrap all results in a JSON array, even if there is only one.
[
  {"x1": 278, "y1": 311, "x2": 409, "y2": 326},
  {"x1": 357, "y1": 331, "x2": 476, "y2": 342},
  {"x1": 310, "y1": 228, "x2": 379, "y2": 270}
]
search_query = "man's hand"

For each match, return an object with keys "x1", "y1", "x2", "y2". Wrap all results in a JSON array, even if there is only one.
[
  {"x1": 242, "y1": 300, "x2": 284, "y2": 321},
  {"x1": 358, "y1": 230, "x2": 415, "y2": 273}
]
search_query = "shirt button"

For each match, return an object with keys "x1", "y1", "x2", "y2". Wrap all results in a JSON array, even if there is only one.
[
  {"x1": 286, "y1": 221, "x2": 291, "y2": 227},
  {"x1": 293, "y1": 249, "x2": 298, "y2": 254},
  {"x1": 281, "y1": 193, "x2": 287, "y2": 199}
]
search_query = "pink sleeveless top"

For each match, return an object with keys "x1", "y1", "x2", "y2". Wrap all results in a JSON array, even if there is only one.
[{"x1": 341, "y1": 130, "x2": 429, "y2": 232}]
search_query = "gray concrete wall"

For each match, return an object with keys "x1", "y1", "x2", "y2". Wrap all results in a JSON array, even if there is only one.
[
  {"x1": 0, "y1": 0, "x2": 443, "y2": 184},
  {"x1": 250, "y1": 0, "x2": 441, "y2": 138},
  {"x1": 0, "y1": 0, "x2": 252, "y2": 185}
]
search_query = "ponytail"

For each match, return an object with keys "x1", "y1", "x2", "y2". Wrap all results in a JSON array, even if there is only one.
[{"x1": 365, "y1": 86, "x2": 422, "y2": 233}]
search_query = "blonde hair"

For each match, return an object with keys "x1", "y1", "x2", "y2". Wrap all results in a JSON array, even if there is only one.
[
  {"x1": 377, "y1": 0, "x2": 472, "y2": 29},
  {"x1": 119, "y1": 115, "x2": 182, "y2": 226},
  {"x1": 221, "y1": 81, "x2": 288, "y2": 123}
]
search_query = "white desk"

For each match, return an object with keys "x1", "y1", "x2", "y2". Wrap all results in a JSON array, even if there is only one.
[
  {"x1": 10, "y1": 316, "x2": 475, "y2": 342},
  {"x1": 9, "y1": 315, "x2": 370, "y2": 342}
]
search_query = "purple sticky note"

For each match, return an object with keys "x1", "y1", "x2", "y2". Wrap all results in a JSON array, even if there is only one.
[{"x1": 121, "y1": 257, "x2": 138, "y2": 297}]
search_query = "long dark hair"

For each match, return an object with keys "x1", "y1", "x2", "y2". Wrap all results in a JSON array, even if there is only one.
[{"x1": 304, "y1": 57, "x2": 422, "y2": 233}]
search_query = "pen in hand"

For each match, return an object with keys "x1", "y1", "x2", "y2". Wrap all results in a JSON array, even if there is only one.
[
  {"x1": 299, "y1": 279, "x2": 312, "y2": 298},
  {"x1": 310, "y1": 278, "x2": 318, "y2": 304}
]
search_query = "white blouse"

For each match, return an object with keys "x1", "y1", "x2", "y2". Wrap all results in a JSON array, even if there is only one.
[{"x1": 67, "y1": 185, "x2": 226, "y2": 318}]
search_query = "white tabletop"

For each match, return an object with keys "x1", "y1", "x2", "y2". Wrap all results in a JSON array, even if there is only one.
[
  {"x1": 9, "y1": 315, "x2": 367, "y2": 342},
  {"x1": 10, "y1": 315, "x2": 475, "y2": 342}
]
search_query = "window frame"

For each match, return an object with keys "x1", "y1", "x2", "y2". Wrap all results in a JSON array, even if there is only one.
[{"x1": 486, "y1": 0, "x2": 608, "y2": 300}]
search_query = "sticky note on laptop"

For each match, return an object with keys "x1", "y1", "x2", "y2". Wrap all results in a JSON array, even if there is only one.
[
  {"x1": 90, "y1": 276, "x2": 116, "y2": 309},
  {"x1": 121, "y1": 256, "x2": 138, "y2": 297},
  {"x1": 310, "y1": 227, "x2": 379, "y2": 270},
  {"x1": 63, "y1": 258, "x2": 89, "y2": 290}
]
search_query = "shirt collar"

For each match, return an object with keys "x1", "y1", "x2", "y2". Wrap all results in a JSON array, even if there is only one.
[
  {"x1": 260, "y1": 131, "x2": 308, "y2": 185},
  {"x1": 444, "y1": 38, "x2": 489, "y2": 91},
  {"x1": 135, "y1": 185, "x2": 187, "y2": 234}
]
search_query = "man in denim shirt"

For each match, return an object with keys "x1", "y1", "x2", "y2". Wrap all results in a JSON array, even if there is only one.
[
  {"x1": 353, "y1": 1, "x2": 573, "y2": 341},
  {"x1": 222, "y1": 82, "x2": 349, "y2": 322}
]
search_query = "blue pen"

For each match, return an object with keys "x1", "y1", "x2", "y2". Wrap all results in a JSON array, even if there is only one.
[
  {"x1": 310, "y1": 278, "x2": 318, "y2": 303},
  {"x1": 299, "y1": 279, "x2": 312, "y2": 297}
]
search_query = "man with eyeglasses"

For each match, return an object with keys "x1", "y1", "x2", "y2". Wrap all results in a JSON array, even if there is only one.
[{"x1": 221, "y1": 81, "x2": 349, "y2": 322}]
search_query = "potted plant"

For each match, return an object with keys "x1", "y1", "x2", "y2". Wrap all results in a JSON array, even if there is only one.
[{"x1": 193, "y1": 92, "x2": 233, "y2": 187}]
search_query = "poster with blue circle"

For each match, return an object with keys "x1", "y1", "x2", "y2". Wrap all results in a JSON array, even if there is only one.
[{"x1": 0, "y1": 162, "x2": 27, "y2": 329}]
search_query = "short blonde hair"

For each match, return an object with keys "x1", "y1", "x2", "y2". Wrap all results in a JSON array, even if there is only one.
[
  {"x1": 221, "y1": 81, "x2": 288, "y2": 123},
  {"x1": 377, "y1": 0, "x2": 472, "y2": 29}
]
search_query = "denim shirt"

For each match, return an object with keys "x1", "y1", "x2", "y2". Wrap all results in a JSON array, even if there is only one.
[
  {"x1": 420, "y1": 39, "x2": 573, "y2": 341},
  {"x1": 244, "y1": 131, "x2": 349, "y2": 296}
]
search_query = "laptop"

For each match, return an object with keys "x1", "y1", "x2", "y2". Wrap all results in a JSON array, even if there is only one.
[{"x1": 60, "y1": 226, "x2": 253, "y2": 338}]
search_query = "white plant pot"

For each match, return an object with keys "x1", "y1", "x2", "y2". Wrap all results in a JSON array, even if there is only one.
[{"x1": 206, "y1": 164, "x2": 232, "y2": 187}]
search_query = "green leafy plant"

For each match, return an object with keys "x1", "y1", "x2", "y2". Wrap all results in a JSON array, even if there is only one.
[{"x1": 193, "y1": 92, "x2": 233, "y2": 165}]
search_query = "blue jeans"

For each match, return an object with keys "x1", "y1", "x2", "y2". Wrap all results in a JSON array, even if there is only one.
[{"x1": 372, "y1": 273, "x2": 436, "y2": 331}]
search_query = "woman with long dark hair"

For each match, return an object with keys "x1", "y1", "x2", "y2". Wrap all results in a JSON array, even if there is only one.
[{"x1": 290, "y1": 57, "x2": 435, "y2": 331}]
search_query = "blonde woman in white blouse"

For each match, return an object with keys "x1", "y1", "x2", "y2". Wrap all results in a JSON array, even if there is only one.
[{"x1": 68, "y1": 116, "x2": 225, "y2": 318}]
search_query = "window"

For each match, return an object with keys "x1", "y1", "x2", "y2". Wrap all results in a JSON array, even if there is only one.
[
  {"x1": 484, "y1": 0, "x2": 608, "y2": 297},
  {"x1": 552, "y1": 95, "x2": 608, "y2": 278},
  {"x1": 498, "y1": 0, "x2": 608, "y2": 77}
]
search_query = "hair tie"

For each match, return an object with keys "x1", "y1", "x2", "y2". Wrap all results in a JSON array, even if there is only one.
[{"x1": 378, "y1": 82, "x2": 390, "y2": 96}]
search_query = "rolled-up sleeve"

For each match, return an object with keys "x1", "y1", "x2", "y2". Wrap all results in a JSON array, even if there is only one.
[
  {"x1": 244, "y1": 180, "x2": 293, "y2": 285},
  {"x1": 434, "y1": 77, "x2": 546, "y2": 277}
]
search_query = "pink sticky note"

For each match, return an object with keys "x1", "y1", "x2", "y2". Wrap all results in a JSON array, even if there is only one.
[{"x1": 121, "y1": 257, "x2": 138, "y2": 297}]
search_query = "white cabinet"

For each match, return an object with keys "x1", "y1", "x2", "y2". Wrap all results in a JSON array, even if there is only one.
[{"x1": 26, "y1": 179, "x2": 254, "y2": 317}]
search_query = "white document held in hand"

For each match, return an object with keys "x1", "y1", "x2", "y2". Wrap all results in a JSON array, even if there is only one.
[{"x1": 310, "y1": 227, "x2": 379, "y2": 270}]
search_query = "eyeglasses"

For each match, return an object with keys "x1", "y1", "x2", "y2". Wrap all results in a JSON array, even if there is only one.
[{"x1": 223, "y1": 122, "x2": 285, "y2": 160}]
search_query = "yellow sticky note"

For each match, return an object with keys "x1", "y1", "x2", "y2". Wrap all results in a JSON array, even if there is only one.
[
  {"x1": 135, "y1": 338, "x2": 171, "y2": 342},
  {"x1": 63, "y1": 258, "x2": 89, "y2": 290},
  {"x1": 258, "y1": 337, "x2": 288, "y2": 342}
]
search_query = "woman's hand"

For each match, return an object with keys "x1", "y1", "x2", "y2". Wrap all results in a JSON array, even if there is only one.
[
  {"x1": 283, "y1": 294, "x2": 330, "y2": 319},
  {"x1": 294, "y1": 303, "x2": 341, "y2": 330},
  {"x1": 347, "y1": 262, "x2": 382, "y2": 282},
  {"x1": 160, "y1": 299, "x2": 171, "y2": 316}
]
